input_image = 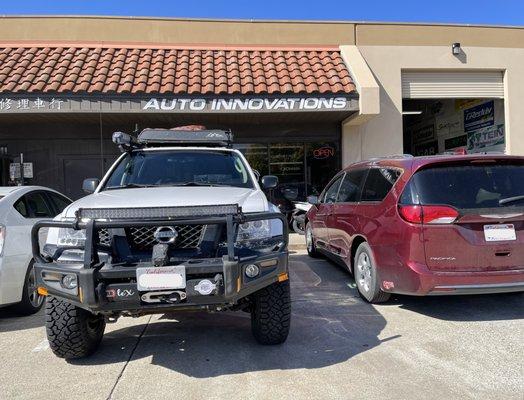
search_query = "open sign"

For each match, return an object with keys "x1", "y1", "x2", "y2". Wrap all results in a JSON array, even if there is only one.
[{"x1": 313, "y1": 146, "x2": 334, "y2": 159}]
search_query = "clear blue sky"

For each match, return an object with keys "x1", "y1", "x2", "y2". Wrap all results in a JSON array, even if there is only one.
[{"x1": 0, "y1": 0, "x2": 523, "y2": 26}]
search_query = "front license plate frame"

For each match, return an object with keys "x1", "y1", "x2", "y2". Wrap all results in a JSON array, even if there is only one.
[{"x1": 136, "y1": 266, "x2": 186, "y2": 291}]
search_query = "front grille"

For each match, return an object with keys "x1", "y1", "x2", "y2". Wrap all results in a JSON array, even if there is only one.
[
  {"x1": 127, "y1": 225, "x2": 206, "y2": 250},
  {"x1": 98, "y1": 229, "x2": 111, "y2": 246}
]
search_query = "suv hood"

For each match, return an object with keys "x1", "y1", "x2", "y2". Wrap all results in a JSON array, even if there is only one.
[{"x1": 62, "y1": 186, "x2": 268, "y2": 218}]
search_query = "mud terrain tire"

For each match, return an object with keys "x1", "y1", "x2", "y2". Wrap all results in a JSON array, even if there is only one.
[
  {"x1": 251, "y1": 280, "x2": 291, "y2": 345},
  {"x1": 45, "y1": 296, "x2": 106, "y2": 359}
]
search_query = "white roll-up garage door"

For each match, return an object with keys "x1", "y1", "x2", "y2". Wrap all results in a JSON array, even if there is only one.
[{"x1": 402, "y1": 71, "x2": 504, "y2": 99}]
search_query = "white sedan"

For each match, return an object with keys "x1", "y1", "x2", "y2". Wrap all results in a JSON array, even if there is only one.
[{"x1": 0, "y1": 186, "x2": 71, "y2": 314}]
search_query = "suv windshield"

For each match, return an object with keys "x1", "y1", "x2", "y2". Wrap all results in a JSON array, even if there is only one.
[
  {"x1": 401, "y1": 162, "x2": 524, "y2": 210},
  {"x1": 103, "y1": 150, "x2": 254, "y2": 190}
]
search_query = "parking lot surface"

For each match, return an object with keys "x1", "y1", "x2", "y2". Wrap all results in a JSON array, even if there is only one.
[{"x1": 1, "y1": 251, "x2": 523, "y2": 400}]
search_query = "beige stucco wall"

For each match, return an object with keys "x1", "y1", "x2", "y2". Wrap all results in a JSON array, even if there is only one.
[
  {"x1": 0, "y1": 16, "x2": 354, "y2": 45},
  {"x1": 342, "y1": 44, "x2": 524, "y2": 166}
]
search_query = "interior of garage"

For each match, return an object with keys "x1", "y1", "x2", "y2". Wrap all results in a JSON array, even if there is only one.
[{"x1": 402, "y1": 98, "x2": 505, "y2": 156}]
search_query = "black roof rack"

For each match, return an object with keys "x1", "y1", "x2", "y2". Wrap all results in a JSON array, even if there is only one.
[{"x1": 137, "y1": 128, "x2": 233, "y2": 147}]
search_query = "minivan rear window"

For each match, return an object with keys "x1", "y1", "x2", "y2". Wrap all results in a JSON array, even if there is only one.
[{"x1": 400, "y1": 163, "x2": 524, "y2": 210}]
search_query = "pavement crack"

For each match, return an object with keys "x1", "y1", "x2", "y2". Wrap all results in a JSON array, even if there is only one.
[{"x1": 106, "y1": 315, "x2": 152, "y2": 400}]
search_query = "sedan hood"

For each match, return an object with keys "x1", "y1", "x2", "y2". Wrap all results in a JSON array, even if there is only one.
[{"x1": 62, "y1": 186, "x2": 268, "y2": 218}]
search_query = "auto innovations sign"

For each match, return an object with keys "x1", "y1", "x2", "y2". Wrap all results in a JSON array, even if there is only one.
[
  {"x1": 142, "y1": 96, "x2": 351, "y2": 112},
  {"x1": 0, "y1": 95, "x2": 357, "y2": 114}
]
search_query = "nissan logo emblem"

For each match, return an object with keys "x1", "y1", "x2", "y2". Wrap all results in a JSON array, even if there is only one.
[{"x1": 154, "y1": 226, "x2": 178, "y2": 244}]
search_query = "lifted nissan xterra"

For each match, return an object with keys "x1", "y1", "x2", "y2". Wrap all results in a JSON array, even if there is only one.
[{"x1": 32, "y1": 128, "x2": 290, "y2": 359}]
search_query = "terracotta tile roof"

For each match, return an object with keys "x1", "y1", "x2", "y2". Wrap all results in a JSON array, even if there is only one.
[{"x1": 0, "y1": 45, "x2": 356, "y2": 95}]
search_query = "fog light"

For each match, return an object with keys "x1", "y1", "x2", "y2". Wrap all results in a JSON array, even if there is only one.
[
  {"x1": 61, "y1": 274, "x2": 78, "y2": 290},
  {"x1": 245, "y1": 264, "x2": 260, "y2": 278}
]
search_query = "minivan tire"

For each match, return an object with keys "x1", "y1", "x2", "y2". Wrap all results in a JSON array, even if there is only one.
[
  {"x1": 45, "y1": 296, "x2": 106, "y2": 359},
  {"x1": 251, "y1": 280, "x2": 291, "y2": 345},
  {"x1": 305, "y1": 223, "x2": 321, "y2": 258},
  {"x1": 354, "y1": 242, "x2": 391, "y2": 303}
]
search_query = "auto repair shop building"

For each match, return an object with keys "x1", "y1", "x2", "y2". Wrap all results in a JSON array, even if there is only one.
[{"x1": 0, "y1": 16, "x2": 522, "y2": 199}]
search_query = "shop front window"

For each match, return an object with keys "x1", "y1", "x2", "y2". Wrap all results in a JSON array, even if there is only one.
[{"x1": 235, "y1": 141, "x2": 340, "y2": 203}]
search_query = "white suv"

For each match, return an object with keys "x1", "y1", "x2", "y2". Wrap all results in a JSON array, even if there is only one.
[{"x1": 33, "y1": 128, "x2": 290, "y2": 359}]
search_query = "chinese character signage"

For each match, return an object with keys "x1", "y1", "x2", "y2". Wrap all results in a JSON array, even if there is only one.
[{"x1": 0, "y1": 97, "x2": 64, "y2": 112}]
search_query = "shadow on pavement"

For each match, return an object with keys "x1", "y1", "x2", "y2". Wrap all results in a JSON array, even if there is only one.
[
  {"x1": 70, "y1": 253, "x2": 395, "y2": 377},
  {"x1": 0, "y1": 306, "x2": 44, "y2": 333},
  {"x1": 390, "y1": 292, "x2": 524, "y2": 322}
]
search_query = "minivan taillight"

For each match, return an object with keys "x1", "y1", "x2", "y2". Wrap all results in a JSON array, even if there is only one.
[{"x1": 398, "y1": 205, "x2": 459, "y2": 224}]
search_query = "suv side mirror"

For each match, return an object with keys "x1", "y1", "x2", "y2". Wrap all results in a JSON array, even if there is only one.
[
  {"x1": 307, "y1": 195, "x2": 319, "y2": 205},
  {"x1": 261, "y1": 175, "x2": 278, "y2": 190},
  {"x1": 82, "y1": 178, "x2": 100, "y2": 194}
]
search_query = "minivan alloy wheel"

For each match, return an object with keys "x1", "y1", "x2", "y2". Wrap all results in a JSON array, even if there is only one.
[
  {"x1": 356, "y1": 252, "x2": 372, "y2": 293},
  {"x1": 306, "y1": 226, "x2": 313, "y2": 252}
]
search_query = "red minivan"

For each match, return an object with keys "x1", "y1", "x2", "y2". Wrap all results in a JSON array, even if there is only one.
[{"x1": 305, "y1": 154, "x2": 524, "y2": 303}]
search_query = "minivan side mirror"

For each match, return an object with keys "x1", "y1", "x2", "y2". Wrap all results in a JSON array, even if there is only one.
[
  {"x1": 261, "y1": 175, "x2": 278, "y2": 190},
  {"x1": 82, "y1": 178, "x2": 100, "y2": 194},
  {"x1": 307, "y1": 195, "x2": 319, "y2": 205}
]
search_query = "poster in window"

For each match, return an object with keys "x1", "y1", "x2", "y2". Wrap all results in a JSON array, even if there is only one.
[{"x1": 464, "y1": 100, "x2": 494, "y2": 132}]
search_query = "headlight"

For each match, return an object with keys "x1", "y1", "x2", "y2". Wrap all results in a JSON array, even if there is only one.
[
  {"x1": 57, "y1": 227, "x2": 86, "y2": 247},
  {"x1": 235, "y1": 218, "x2": 284, "y2": 250}
]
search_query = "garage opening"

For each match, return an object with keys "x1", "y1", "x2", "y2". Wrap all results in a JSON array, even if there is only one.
[{"x1": 401, "y1": 71, "x2": 505, "y2": 155}]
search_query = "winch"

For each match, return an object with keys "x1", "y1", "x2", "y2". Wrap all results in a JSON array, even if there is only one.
[{"x1": 141, "y1": 290, "x2": 187, "y2": 304}]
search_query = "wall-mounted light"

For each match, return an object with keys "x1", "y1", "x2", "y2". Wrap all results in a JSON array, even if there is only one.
[
  {"x1": 402, "y1": 111, "x2": 423, "y2": 115},
  {"x1": 452, "y1": 42, "x2": 461, "y2": 55}
]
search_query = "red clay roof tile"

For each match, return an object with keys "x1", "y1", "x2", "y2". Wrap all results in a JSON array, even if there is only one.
[{"x1": 0, "y1": 46, "x2": 356, "y2": 95}]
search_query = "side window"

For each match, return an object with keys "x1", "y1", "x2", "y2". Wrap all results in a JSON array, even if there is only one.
[
  {"x1": 361, "y1": 168, "x2": 401, "y2": 202},
  {"x1": 13, "y1": 198, "x2": 29, "y2": 218},
  {"x1": 337, "y1": 170, "x2": 367, "y2": 203},
  {"x1": 25, "y1": 192, "x2": 54, "y2": 218},
  {"x1": 47, "y1": 192, "x2": 72, "y2": 216},
  {"x1": 322, "y1": 175, "x2": 343, "y2": 204}
]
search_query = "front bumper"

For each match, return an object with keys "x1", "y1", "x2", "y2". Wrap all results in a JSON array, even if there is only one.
[{"x1": 32, "y1": 208, "x2": 289, "y2": 313}]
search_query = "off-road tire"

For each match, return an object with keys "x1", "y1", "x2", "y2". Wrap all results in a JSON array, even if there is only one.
[
  {"x1": 45, "y1": 296, "x2": 106, "y2": 359},
  {"x1": 305, "y1": 223, "x2": 321, "y2": 258},
  {"x1": 354, "y1": 242, "x2": 391, "y2": 303},
  {"x1": 251, "y1": 280, "x2": 291, "y2": 345},
  {"x1": 12, "y1": 261, "x2": 45, "y2": 315}
]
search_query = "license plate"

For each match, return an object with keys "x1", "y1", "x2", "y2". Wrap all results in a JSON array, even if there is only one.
[
  {"x1": 483, "y1": 224, "x2": 516, "y2": 242},
  {"x1": 136, "y1": 266, "x2": 186, "y2": 291}
]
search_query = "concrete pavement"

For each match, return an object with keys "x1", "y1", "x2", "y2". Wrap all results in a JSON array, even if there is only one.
[{"x1": 0, "y1": 251, "x2": 522, "y2": 400}]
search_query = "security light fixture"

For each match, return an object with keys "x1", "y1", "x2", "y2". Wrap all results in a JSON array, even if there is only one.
[
  {"x1": 452, "y1": 43, "x2": 461, "y2": 55},
  {"x1": 402, "y1": 111, "x2": 423, "y2": 115}
]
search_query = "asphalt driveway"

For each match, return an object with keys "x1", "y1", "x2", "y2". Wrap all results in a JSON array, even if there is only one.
[{"x1": 1, "y1": 251, "x2": 522, "y2": 400}]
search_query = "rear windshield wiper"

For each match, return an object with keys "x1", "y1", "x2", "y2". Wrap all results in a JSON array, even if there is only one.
[
  {"x1": 499, "y1": 194, "x2": 524, "y2": 205},
  {"x1": 104, "y1": 183, "x2": 153, "y2": 190}
]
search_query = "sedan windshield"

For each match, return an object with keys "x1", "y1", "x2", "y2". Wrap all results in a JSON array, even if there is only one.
[{"x1": 103, "y1": 150, "x2": 254, "y2": 190}]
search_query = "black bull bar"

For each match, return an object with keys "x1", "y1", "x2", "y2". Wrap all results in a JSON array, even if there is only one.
[{"x1": 31, "y1": 208, "x2": 288, "y2": 269}]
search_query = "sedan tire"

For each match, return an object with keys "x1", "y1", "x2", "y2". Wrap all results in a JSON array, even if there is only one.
[{"x1": 12, "y1": 261, "x2": 45, "y2": 315}]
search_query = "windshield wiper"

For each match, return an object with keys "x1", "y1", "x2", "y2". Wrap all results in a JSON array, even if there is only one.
[
  {"x1": 499, "y1": 194, "x2": 524, "y2": 205},
  {"x1": 104, "y1": 183, "x2": 153, "y2": 190},
  {"x1": 171, "y1": 182, "x2": 226, "y2": 187}
]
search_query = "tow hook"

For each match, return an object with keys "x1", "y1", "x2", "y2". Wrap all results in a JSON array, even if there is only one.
[{"x1": 141, "y1": 291, "x2": 187, "y2": 304}]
